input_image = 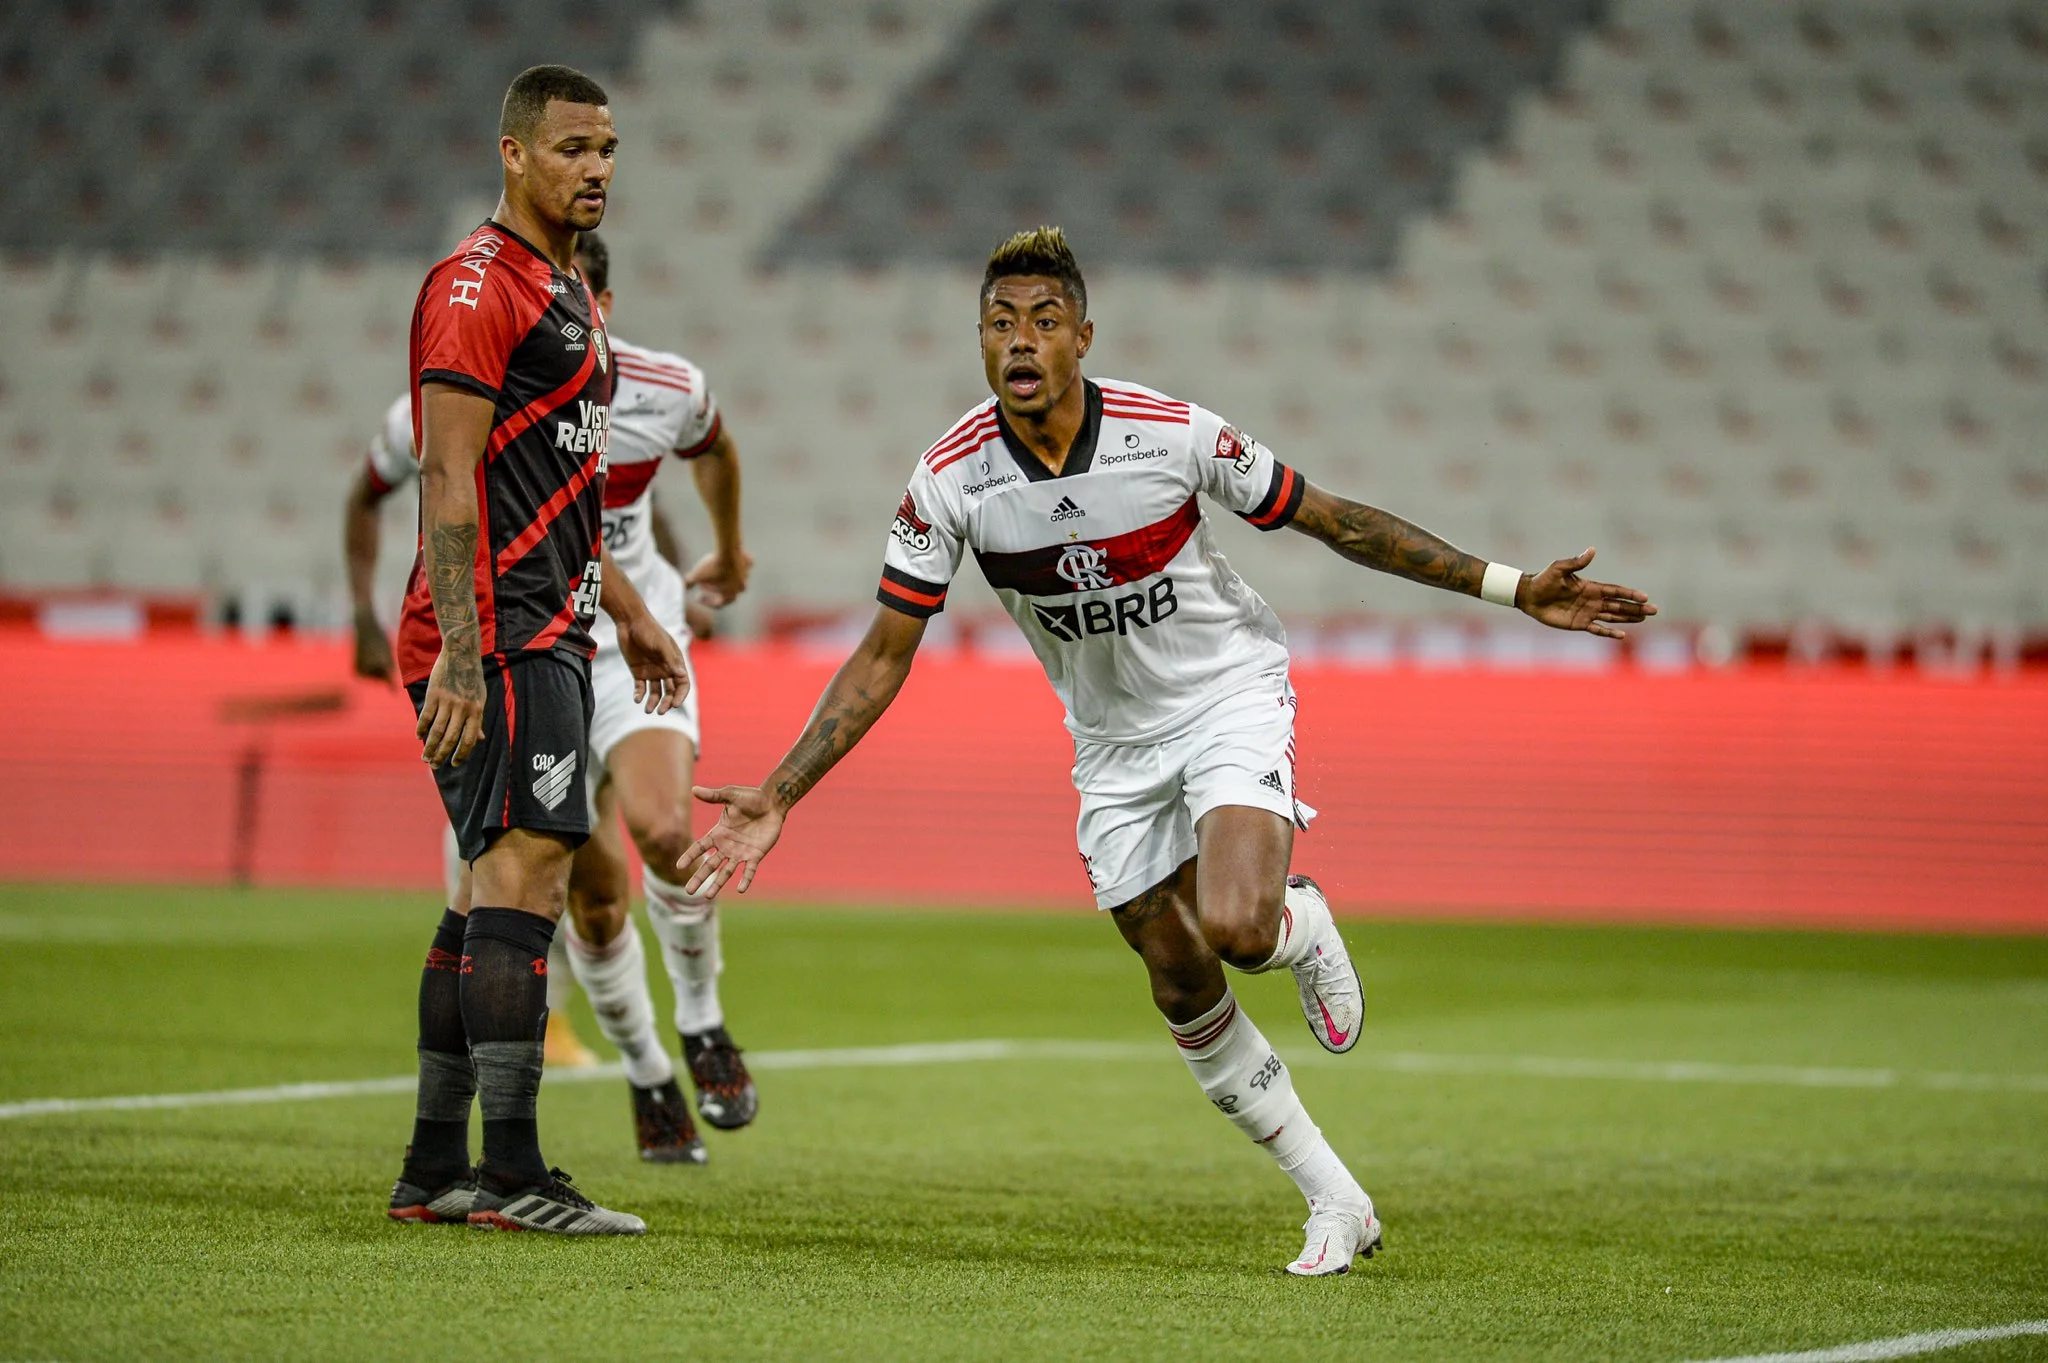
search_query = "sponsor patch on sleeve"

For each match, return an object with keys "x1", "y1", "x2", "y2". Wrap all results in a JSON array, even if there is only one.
[{"x1": 1215, "y1": 425, "x2": 1258, "y2": 476}]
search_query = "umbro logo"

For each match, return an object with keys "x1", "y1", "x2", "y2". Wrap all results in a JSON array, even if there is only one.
[
  {"x1": 562, "y1": 323, "x2": 584, "y2": 341},
  {"x1": 1259, "y1": 770, "x2": 1286, "y2": 793},
  {"x1": 1050, "y1": 495, "x2": 1086, "y2": 522},
  {"x1": 531, "y1": 751, "x2": 579, "y2": 811}
]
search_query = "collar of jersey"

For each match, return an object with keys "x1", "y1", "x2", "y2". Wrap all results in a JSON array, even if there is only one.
[
  {"x1": 995, "y1": 379, "x2": 1102, "y2": 482},
  {"x1": 476, "y1": 218, "x2": 588, "y2": 295}
]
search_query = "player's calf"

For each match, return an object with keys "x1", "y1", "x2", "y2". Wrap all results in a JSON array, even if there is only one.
[{"x1": 645, "y1": 871, "x2": 759, "y2": 1129}]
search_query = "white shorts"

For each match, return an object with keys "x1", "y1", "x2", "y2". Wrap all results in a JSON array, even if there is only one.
[
  {"x1": 586, "y1": 634, "x2": 700, "y2": 800},
  {"x1": 1071, "y1": 672, "x2": 1314, "y2": 910}
]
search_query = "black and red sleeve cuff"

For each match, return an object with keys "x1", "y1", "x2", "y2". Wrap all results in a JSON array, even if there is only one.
[
  {"x1": 672, "y1": 410, "x2": 724, "y2": 460},
  {"x1": 876, "y1": 564, "x2": 949, "y2": 618},
  {"x1": 417, "y1": 368, "x2": 500, "y2": 404},
  {"x1": 1237, "y1": 461, "x2": 1304, "y2": 531}
]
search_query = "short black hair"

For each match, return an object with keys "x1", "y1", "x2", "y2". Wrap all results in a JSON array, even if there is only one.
[
  {"x1": 499, "y1": 64, "x2": 609, "y2": 144},
  {"x1": 576, "y1": 231, "x2": 609, "y2": 295},
  {"x1": 982, "y1": 225, "x2": 1086, "y2": 319}
]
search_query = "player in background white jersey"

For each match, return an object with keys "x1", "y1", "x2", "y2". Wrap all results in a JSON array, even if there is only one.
[
  {"x1": 344, "y1": 233, "x2": 759, "y2": 1163},
  {"x1": 680, "y1": 228, "x2": 1656, "y2": 1275}
]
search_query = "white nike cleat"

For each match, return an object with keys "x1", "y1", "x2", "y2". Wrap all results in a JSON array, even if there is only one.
[
  {"x1": 1286, "y1": 1195, "x2": 1381, "y2": 1277},
  {"x1": 1285, "y1": 875, "x2": 1362, "y2": 1054}
]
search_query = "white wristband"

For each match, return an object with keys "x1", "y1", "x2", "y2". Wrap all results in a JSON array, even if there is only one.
[{"x1": 1481, "y1": 562, "x2": 1524, "y2": 608}]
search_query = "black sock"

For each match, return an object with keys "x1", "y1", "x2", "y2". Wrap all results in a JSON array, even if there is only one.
[
  {"x1": 461, "y1": 907, "x2": 556, "y2": 1190},
  {"x1": 406, "y1": 909, "x2": 474, "y2": 1181}
]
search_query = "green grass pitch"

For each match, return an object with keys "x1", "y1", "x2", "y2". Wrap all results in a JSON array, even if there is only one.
[{"x1": 1, "y1": 884, "x2": 2044, "y2": 1362}]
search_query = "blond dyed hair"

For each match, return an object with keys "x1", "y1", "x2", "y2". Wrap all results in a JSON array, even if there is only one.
[{"x1": 981, "y1": 225, "x2": 1087, "y2": 318}]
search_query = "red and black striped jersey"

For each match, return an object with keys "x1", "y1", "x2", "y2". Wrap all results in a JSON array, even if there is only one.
[{"x1": 397, "y1": 221, "x2": 614, "y2": 685}]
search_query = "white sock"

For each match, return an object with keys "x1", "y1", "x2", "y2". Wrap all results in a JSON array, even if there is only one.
[
  {"x1": 643, "y1": 871, "x2": 724, "y2": 1036},
  {"x1": 545, "y1": 932, "x2": 573, "y2": 1014},
  {"x1": 1250, "y1": 879, "x2": 1332, "y2": 974},
  {"x1": 1169, "y1": 990, "x2": 1364, "y2": 1209},
  {"x1": 561, "y1": 916, "x2": 675, "y2": 1089}
]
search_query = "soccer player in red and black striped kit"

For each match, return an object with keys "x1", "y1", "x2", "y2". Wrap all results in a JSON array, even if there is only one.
[{"x1": 387, "y1": 65, "x2": 688, "y2": 1235}]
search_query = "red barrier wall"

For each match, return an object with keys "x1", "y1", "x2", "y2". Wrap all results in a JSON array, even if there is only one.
[{"x1": 1, "y1": 635, "x2": 2042, "y2": 930}]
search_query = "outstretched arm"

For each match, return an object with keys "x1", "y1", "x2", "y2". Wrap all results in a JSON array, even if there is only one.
[
  {"x1": 1288, "y1": 482, "x2": 1656, "y2": 639},
  {"x1": 342, "y1": 463, "x2": 397, "y2": 683},
  {"x1": 679, "y1": 604, "x2": 928, "y2": 895}
]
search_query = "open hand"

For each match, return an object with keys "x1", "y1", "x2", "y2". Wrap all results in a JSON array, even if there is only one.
[
  {"x1": 615, "y1": 612, "x2": 690, "y2": 714},
  {"x1": 1520, "y1": 548, "x2": 1657, "y2": 640},
  {"x1": 679, "y1": 785, "x2": 784, "y2": 896}
]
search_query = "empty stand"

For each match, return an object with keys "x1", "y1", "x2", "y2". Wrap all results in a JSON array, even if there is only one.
[{"x1": 2, "y1": 0, "x2": 2044, "y2": 645}]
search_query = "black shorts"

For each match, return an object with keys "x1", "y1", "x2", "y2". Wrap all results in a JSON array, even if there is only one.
[{"x1": 408, "y1": 650, "x2": 595, "y2": 863}]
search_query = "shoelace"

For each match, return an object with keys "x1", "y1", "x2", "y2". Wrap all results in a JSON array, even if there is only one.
[{"x1": 543, "y1": 1168, "x2": 597, "y2": 1211}]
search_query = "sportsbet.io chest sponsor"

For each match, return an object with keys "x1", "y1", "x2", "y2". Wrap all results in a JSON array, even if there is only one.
[{"x1": 1102, "y1": 432, "x2": 1170, "y2": 466}]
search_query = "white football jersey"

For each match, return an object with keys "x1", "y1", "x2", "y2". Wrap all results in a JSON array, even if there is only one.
[
  {"x1": 880, "y1": 379, "x2": 1305, "y2": 745},
  {"x1": 366, "y1": 335, "x2": 721, "y2": 645}
]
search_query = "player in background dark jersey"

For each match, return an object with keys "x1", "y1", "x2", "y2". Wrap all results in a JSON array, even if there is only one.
[
  {"x1": 389, "y1": 65, "x2": 687, "y2": 1236},
  {"x1": 349, "y1": 235, "x2": 759, "y2": 1165}
]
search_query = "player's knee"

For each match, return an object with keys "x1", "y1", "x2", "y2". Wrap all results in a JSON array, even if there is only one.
[
  {"x1": 1201, "y1": 884, "x2": 1286, "y2": 969},
  {"x1": 567, "y1": 887, "x2": 627, "y2": 947},
  {"x1": 629, "y1": 809, "x2": 695, "y2": 877}
]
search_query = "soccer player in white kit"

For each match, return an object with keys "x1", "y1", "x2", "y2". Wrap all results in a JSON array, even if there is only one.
[
  {"x1": 679, "y1": 228, "x2": 1656, "y2": 1274},
  {"x1": 344, "y1": 233, "x2": 757, "y2": 1163}
]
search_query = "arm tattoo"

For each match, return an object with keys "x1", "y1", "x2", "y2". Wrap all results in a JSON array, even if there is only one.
[
  {"x1": 1292, "y1": 490, "x2": 1486, "y2": 596},
  {"x1": 424, "y1": 521, "x2": 484, "y2": 696},
  {"x1": 769, "y1": 678, "x2": 892, "y2": 811}
]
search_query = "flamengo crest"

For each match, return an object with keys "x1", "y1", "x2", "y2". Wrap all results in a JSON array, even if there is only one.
[{"x1": 1055, "y1": 543, "x2": 1113, "y2": 590}]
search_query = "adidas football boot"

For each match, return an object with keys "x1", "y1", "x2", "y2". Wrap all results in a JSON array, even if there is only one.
[
  {"x1": 467, "y1": 1168, "x2": 646, "y2": 1235},
  {"x1": 387, "y1": 1163, "x2": 477, "y2": 1224}
]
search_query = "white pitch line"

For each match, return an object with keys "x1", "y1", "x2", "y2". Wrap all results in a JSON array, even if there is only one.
[
  {"x1": 0, "y1": 1041, "x2": 1156, "y2": 1121},
  {"x1": 2, "y1": 1041, "x2": 2044, "y2": 1123},
  {"x1": 1686, "y1": 1319, "x2": 2048, "y2": 1363}
]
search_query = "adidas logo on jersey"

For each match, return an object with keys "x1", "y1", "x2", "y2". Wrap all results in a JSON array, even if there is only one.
[
  {"x1": 532, "y1": 752, "x2": 579, "y2": 811},
  {"x1": 1050, "y1": 496, "x2": 1086, "y2": 523},
  {"x1": 1259, "y1": 770, "x2": 1286, "y2": 793}
]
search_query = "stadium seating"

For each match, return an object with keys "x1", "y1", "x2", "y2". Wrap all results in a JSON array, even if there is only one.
[{"x1": 3, "y1": 0, "x2": 2045, "y2": 647}]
